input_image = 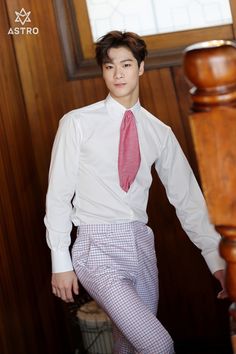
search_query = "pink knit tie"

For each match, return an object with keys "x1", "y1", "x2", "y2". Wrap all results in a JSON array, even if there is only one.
[{"x1": 118, "y1": 110, "x2": 141, "y2": 192}]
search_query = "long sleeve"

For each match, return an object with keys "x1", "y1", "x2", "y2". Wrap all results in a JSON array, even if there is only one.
[
  {"x1": 44, "y1": 114, "x2": 81, "y2": 273},
  {"x1": 155, "y1": 128, "x2": 225, "y2": 274}
]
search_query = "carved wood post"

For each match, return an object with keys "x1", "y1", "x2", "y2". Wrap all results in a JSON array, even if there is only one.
[{"x1": 183, "y1": 40, "x2": 236, "y2": 352}]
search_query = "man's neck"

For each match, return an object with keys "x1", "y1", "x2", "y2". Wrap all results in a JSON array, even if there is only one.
[{"x1": 110, "y1": 94, "x2": 139, "y2": 109}]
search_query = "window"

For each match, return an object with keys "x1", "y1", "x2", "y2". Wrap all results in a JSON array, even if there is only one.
[{"x1": 86, "y1": 0, "x2": 232, "y2": 41}]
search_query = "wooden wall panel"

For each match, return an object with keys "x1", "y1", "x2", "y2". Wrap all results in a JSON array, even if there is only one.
[
  {"x1": 0, "y1": 1, "x2": 74, "y2": 353},
  {"x1": 6, "y1": 0, "x2": 109, "y2": 192},
  {"x1": 0, "y1": 0, "x2": 233, "y2": 353},
  {"x1": 140, "y1": 68, "x2": 189, "y2": 155}
]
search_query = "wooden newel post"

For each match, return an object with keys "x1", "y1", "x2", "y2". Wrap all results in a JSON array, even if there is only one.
[{"x1": 183, "y1": 40, "x2": 236, "y2": 351}]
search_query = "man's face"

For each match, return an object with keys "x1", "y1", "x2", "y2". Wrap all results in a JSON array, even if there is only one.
[{"x1": 102, "y1": 46, "x2": 144, "y2": 107}]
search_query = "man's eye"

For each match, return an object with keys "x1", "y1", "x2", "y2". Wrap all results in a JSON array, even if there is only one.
[
  {"x1": 124, "y1": 63, "x2": 131, "y2": 67},
  {"x1": 105, "y1": 65, "x2": 113, "y2": 70}
]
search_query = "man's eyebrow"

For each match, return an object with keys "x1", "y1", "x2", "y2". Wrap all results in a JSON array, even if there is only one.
[
  {"x1": 103, "y1": 58, "x2": 134, "y2": 64},
  {"x1": 120, "y1": 58, "x2": 134, "y2": 63}
]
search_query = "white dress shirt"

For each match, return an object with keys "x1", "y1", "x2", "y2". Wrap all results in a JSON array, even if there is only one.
[{"x1": 44, "y1": 94, "x2": 225, "y2": 273}]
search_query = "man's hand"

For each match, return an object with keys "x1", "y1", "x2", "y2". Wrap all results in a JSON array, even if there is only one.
[
  {"x1": 213, "y1": 269, "x2": 228, "y2": 299},
  {"x1": 51, "y1": 271, "x2": 79, "y2": 302}
]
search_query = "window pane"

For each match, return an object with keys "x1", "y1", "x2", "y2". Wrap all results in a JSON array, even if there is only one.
[{"x1": 86, "y1": 0, "x2": 232, "y2": 41}]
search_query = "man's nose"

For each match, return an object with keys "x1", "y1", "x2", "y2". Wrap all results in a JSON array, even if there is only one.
[{"x1": 114, "y1": 67, "x2": 124, "y2": 79}]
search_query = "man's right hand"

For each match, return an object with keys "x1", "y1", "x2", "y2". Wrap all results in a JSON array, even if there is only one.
[{"x1": 51, "y1": 271, "x2": 79, "y2": 302}]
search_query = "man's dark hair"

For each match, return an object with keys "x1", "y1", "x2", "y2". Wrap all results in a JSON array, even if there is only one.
[{"x1": 95, "y1": 30, "x2": 148, "y2": 67}]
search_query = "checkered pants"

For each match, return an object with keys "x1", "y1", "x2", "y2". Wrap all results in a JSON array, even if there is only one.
[{"x1": 72, "y1": 221, "x2": 174, "y2": 354}]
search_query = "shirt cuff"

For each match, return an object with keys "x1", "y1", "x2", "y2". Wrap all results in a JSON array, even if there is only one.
[
  {"x1": 203, "y1": 250, "x2": 226, "y2": 274},
  {"x1": 51, "y1": 249, "x2": 73, "y2": 273}
]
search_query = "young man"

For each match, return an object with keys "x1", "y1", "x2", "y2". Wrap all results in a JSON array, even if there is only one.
[{"x1": 44, "y1": 31, "x2": 226, "y2": 353}]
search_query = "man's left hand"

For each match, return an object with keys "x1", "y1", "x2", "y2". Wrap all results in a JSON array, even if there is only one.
[{"x1": 213, "y1": 269, "x2": 228, "y2": 299}]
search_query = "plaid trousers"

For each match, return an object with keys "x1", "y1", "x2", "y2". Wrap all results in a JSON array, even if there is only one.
[{"x1": 72, "y1": 221, "x2": 174, "y2": 354}]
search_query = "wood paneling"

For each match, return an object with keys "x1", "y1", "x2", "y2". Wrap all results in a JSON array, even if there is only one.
[
  {"x1": 0, "y1": 0, "x2": 233, "y2": 353},
  {"x1": 0, "y1": 1, "x2": 74, "y2": 353}
]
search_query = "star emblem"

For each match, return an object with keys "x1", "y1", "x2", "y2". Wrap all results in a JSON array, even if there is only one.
[{"x1": 15, "y1": 8, "x2": 31, "y2": 26}]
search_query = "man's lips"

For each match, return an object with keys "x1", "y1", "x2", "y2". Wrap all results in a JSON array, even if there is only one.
[{"x1": 114, "y1": 83, "x2": 126, "y2": 87}]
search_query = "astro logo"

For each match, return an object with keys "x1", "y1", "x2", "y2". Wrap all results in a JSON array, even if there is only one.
[
  {"x1": 8, "y1": 8, "x2": 39, "y2": 35},
  {"x1": 15, "y1": 8, "x2": 31, "y2": 26}
]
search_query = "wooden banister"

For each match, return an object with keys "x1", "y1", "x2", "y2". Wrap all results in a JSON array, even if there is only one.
[{"x1": 183, "y1": 39, "x2": 236, "y2": 353}]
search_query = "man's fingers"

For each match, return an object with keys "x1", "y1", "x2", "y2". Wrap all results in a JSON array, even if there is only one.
[
  {"x1": 73, "y1": 277, "x2": 79, "y2": 295},
  {"x1": 52, "y1": 286, "x2": 57, "y2": 296},
  {"x1": 52, "y1": 285, "x2": 75, "y2": 302},
  {"x1": 217, "y1": 289, "x2": 228, "y2": 299},
  {"x1": 57, "y1": 288, "x2": 65, "y2": 301},
  {"x1": 51, "y1": 271, "x2": 78, "y2": 302},
  {"x1": 63, "y1": 288, "x2": 75, "y2": 302},
  {"x1": 65, "y1": 287, "x2": 74, "y2": 302},
  {"x1": 52, "y1": 286, "x2": 62, "y2": 298}
]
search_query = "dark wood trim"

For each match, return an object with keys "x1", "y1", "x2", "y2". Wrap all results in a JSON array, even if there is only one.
[
  {"x1": 229, "y1": 0, "x2": 236, "y2": 37},
  {"x1": 53, "y1": 0, "x2": 82, "y2": 79},
  {"x1": 53, "y1": 0, "x2": 235, "y2": 80}
]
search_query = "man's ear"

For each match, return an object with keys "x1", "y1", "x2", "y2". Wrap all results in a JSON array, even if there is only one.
[{"x1": 139, "y1": 61, "x2": 144, "y2": 76}]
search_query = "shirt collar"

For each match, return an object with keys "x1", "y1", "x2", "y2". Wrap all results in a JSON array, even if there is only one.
[{"x1": 105, "y1": 94, "x2": 141, "y2": 123}]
